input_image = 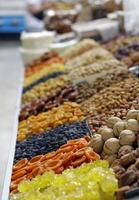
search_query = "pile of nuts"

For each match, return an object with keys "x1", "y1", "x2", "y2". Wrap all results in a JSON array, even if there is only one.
[
  {"x1": 81, "y1": 77, "x2": 139, "y2": 117},
  {"x1": 104, "y1": 35, "x2": 139, "y2": 54},
  {"x1": 65, "y1": 47, "x2": 114, "y2": 71},
  {"x1": 18, "y1": 102, "x2": 85, "y2": 141},
  {"x1": 89, "y1": 110, "x2": 139, "y2": 164},
  {"x1": 22, "y1": 75, "x2": 70, "y2": 105},
  {"x1": 89, "y1": 109, "x2": 139, "y2": 199},
  {"x1": 104, "y1": 36, "x2": 139, "y2": 68},
  {"x1": 114, "y1": 44, "x2": 139, "y2": 68},
  {"x1": 62, "y1": 39, "x2": 99, "y2": 62},
  {"x1": 68, "y1": 59, "x2": 127, "y2": 83},
  {"x1": 89, "y1": 98, "x2": 139, "y2": 132},
  {"x1": 77, "y1": 71, "x2": 133, "y2": 102},
  {"x1": 20, "y1": 85, "x2": 82, "y2": 121}
]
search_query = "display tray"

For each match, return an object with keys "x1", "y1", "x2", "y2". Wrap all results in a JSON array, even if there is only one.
[
  {"x1": 2, "y1": 42, "x2": 139, "y2": 200},
  {"x1": 2, "y1": 77, "x2": 139, "y2": 200}
]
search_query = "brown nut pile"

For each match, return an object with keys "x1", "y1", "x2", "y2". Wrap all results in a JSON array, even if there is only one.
[
  {"x1": 89, "y1": 98, "x2": 139, "y2": 132},
  {"x1": 104, "y1": 35, "x2": 139, "y2": 54},
  {"x1": 19, "y1": 85, "x2": 82, "y2": 121},
  {"x1": 114, "y1": 44, "x2": 139, "y2": 68},
  {"x1": 65, "y1": 47, "x2": 114, "y2": 71},
  {"x1": 113, "y1": 148, "x2": 139, "y2": 200},
  {"x1": 89, "y1": 110, "x2": 139, "y2": 164},
  {"x1": 62, "y1": 39, "x2": 99, "y2": 62},
  {"x1": 77, "y1": 71, "x2": 133, "y2": 103},
  {"x1": 68, "y1": 59, "x2": 127, "y2": 83},
  {"x1": 17, "y1": 102, "x2": 85, "y2": 141},
  {"x1": 22, "y1": 75, "x2": 70, "y2": 105},
  {"x1": 81, "y1": 77, "x2": 139, "y2": 117}
]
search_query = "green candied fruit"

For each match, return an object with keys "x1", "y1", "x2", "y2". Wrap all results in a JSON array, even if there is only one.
[
  {"x1": 18, "y1": 171, "x2": 55, "y2": 192},
  {"x1": 10, "y1": 160, "x2": 118, "y2": 200}
]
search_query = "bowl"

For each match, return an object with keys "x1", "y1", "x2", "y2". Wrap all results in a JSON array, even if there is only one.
[{"x1": 21, "y1": 31, "x2": 55, "y2": 49}]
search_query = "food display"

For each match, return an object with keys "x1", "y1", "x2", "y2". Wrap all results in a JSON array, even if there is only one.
[
  {"x1": 15, "y1": 121, "x2": 89, "y2": 162},
  {"x1": 89, "y1": 110, "x2": 139, "y2": 199},
  {"x1": 65, "y1": 47, "x2": 114, "y2": 71},
  {"x1": 62, "y1": 39, "x2": 99, "y2": 61},
  {"x1": 18, "y1": 102, "x2": 85, "y2": 141},
  {"x1": 11, "y1": 137, "x2": 100, "y2": 194},
  {"x1": 10, "y1": 160, "x2": 118, "y2": 200},
  {"x1": 22, "y1": 74, "x2": 70, "y2": 105},
  {"x1": 81, "y1": 77, "x2": 139, "y2": 117},
  {"x1": 68, "y1": 59, "x2": 127, "y2": 83},
  {"x1": 20, "y1": 85, "x2": 81, "y2": 121},
  {"x1": 23, "y1": 63, "x2": 65, "y2": 88},
  {"x1": 7, "y1": 38, "x2": 139, "y2": 200},
  {"x1": 25, "y1": 51, "x2": 63, "y2": 76},
  {"x1": 77, "y1": 71, "x2": 134, "y2": 102},
  {"x1": 89, "y1": 98, "x2": 139, "y2": 132},
  {"x1": 104, "y1": 36, "x2": 139, "y2": 68}
]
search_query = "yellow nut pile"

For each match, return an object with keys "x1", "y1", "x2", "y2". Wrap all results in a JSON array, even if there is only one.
[
  {"x1": 62, "y1": 39, "x2": 99, "y2": 61},
  {"x1": 68, "y1": 59, "x2": 127, "y2": 83},
  {"x1": 22, "y1": 75, "x2": 70, "y2": 105},
  {"x1": 65, "y1": 47, "x2": 114, "y2": 71},
  {"x1": 17, "y1": 102, "x2": 85, "y2": 141}
]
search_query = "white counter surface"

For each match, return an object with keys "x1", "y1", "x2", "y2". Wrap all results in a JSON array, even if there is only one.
[{"x1": 0, "y1": 41, "x2": 23, "y2": 200}]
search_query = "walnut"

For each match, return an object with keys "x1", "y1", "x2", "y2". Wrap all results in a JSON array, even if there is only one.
[
  {"x1": 119, "y1": 130, "x2": 136, "y2": 146},
  {"x1": 107, "y1": 117, "x2": 122, "y2": 128},
  {"x1": 103, "y1": 138, "x2": 120, "y2": 155},
  {"x1": 97, "y1": 126, "x2": 113, "y2": 141}
]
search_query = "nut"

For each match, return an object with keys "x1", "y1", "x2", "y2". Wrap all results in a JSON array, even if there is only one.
[
  {"x1": 103, "y1": 138, "x2": 120, "y2": 155},
  {"x1": 127, "y1": 119, "x2": 139, "y2": 132},
  {"x1": 113, "y1": 121, "x2": 127, "y2": 137},
  {"x1": 119, "y1": 130, "x2": 136, "y2": 146},
  {"x1": 97, "y1": 126, "x2": 113, "y2": 141},
  {"x1": 107, "y1": 117, "x2": 122, "y2": 128},
  {"x1": 126, "y1": 110, "x2": 139, "y2": 120},
  {"x1": 89, "y1": 134, "x2": 104, "y2": 153}
]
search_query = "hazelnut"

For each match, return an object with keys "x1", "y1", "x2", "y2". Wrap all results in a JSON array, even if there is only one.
[
  {"x1": 97, "y1": 126, "x2": 113, "y2": 141},
  {"x1": 113, "y1": 121, "x2": 127, "y2": 137},
  {"x1": 127, "y1": 119, "x2": 139, "y2": 132},
  {"x1": 103, "y1": 154, "x2": 117, "y2": 165},
  {"x1": 119, "y1": 130, "x2": 136, "y2": 146},
  {"x1": 103, "y1": 138, "x2": 120, "y2": 155},
  {"x1": 126, "y1": 110, "x2": 139, "y2": 120},
  {"x1": 107, "y1": 117, "x2": 122, "y2": 128},
  {"x1": 89, "y1": 134, "x2": 104, "y2": 153}
]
